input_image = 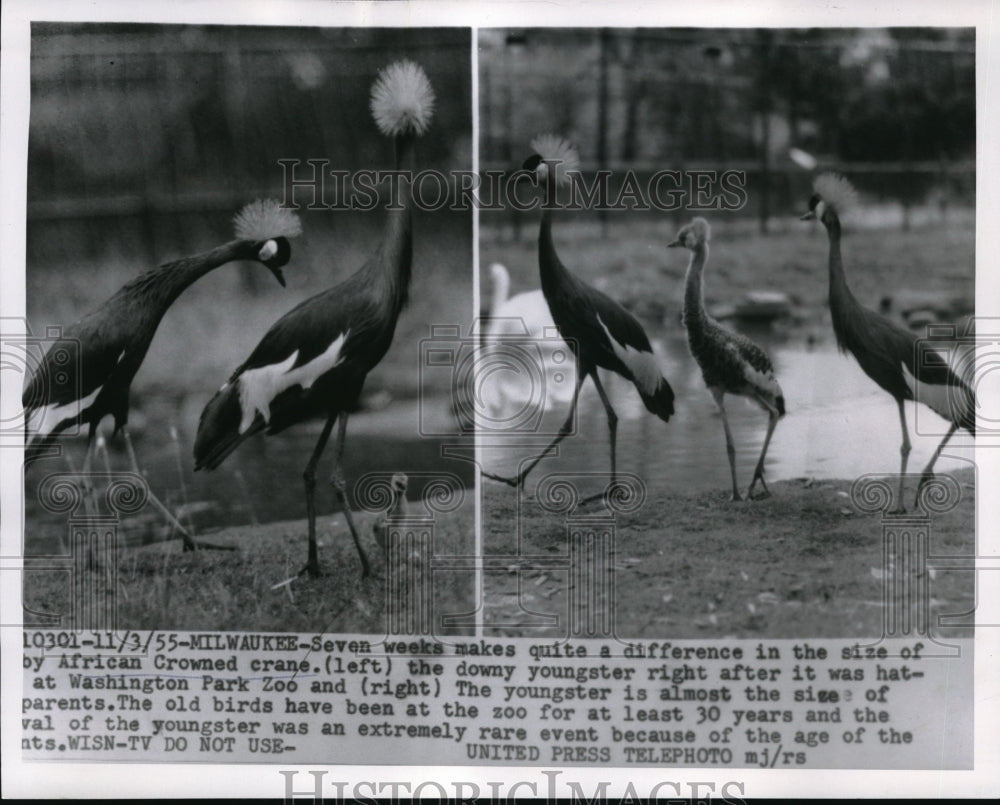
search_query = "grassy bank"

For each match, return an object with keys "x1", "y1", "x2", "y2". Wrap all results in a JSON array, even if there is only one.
[
  {"x1": 481, "y1": 213, "x2": 975, "y2": 335},
  {"x1": 24, "y1": 503, "x2": 475, "y2": 633},
  {"x1": 482, "y1": 468, "x2": 975, "y2": 639}
]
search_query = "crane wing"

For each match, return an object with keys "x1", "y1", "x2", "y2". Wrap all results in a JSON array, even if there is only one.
[
  {"x1": 729, "y1": 331, "x2": 783, "y2": 401},
  {"x1": 195, "y1": 281, "x2": 388, "y2": 469},
  {"x1": 22, "y1": 315, "x2": 136, "y2": 440},
  {"x1": 903, "y1": 343, "x2": 976, "y2": 434}
]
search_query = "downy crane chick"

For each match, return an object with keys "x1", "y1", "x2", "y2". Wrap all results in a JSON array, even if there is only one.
[{"x1": 669, "y1": 218, "x2": 785, "y2": 500}]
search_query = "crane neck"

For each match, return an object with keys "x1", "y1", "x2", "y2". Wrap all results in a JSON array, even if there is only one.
[
  {"x1": 682, "y1": 243, "x2": 710, "y2": 328},
  {"x1": 822, "y1": 210, "x2": 854, "y2": 303},
  {"x1": 538, "y1": 207, "x2": 574, "y2": 297},
  {"x1": 367, "y1": 132, "x2": 416, "y2": 313},
  {"x1": 126, "y1": 239, "x2": 261, "y2": 311},
  {"x1": 822, "y1": 209, "x2": 860, "y2": 348}
]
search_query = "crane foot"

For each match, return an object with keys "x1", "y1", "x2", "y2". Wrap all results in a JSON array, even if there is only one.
[
  {"x1": 297, "y1": 560, "x2": 323, "y2": 579},
  {"x1": 914, "y1": 471, "x2": 935, "y2": 508},
  {"x1": 747, "y1": 470, "x2": 772, "y2": 500}
]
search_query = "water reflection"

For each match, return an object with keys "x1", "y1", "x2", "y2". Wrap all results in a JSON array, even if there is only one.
[
  {"x1": 479, "y1": 330, "x2": 974, "y2": 495},
  {"x1": 23, "y1": 397, "x2": 474, "y2": 553}
]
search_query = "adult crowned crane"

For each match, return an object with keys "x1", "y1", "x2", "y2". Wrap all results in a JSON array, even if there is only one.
[
  {"x1": 194, "y1": 60, "x2": 435, "y2": 579},
  {"x1": 483, "y1": 135, "x2": 675, "y2": 490},
  {"x1": 668, "y1": 218, "x2": 785, "y2": 501},
  {"x1": 802, "y1": 173, "x2": 976, "y2": 511},
  {"x1": 23, "y1": 199, "x2": 301, "y2": 551}
]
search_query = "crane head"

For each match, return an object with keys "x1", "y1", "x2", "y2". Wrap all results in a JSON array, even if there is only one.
[
  {"x1": 800, "y1": 193, "x2": 822, "y2": 221},
  {"x1": 667, "y1": 217, "x2": 711, "y2": 250},
  {"x1": 525, "y1": 134, "x2": 580, "y2": 188},
  {"x1": 256, "y1": 237, "x2": 291, "y2": 286},
  {"x1": 801, "y1": 173, "x2": 857, "y2": 221},
  {"x1": 234, "y1": 199, "x2": 302, "y2": 287}
]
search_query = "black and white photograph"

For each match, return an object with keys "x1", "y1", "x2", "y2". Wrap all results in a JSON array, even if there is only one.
[
  {"x1": 477, "y1": 27, "x2": 977, "y2": 640},
  {"x1": 2, "y1": 0, "x2": 998, "y2": 799},
  {"x1": 18, "y1": 23, "x2": 476, "y2": 634}
]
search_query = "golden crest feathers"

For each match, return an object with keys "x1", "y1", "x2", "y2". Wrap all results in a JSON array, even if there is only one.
[
  {"x1": 370, "y1": 60, "x2": 436, "y2": 137},
  {"x1": 233, "y1": 199, "x2": 302, "y2": 241},
  {"x1": 689, "y1": 217, "x2": 711, "y2": 242},
  {"x1": 530, "y1": 134, "x2": 580, "y2": 187},
  {"x1": 813, "y1": 173, "x2": 858, "y2": 214}
]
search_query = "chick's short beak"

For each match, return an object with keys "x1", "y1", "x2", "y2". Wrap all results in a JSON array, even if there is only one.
[
  {"x1": 800, "y1": 211, "x2": 816, "y2": 221},
  {"x1": 667, "y1": 240, "x2": 681, "y2": 248}
]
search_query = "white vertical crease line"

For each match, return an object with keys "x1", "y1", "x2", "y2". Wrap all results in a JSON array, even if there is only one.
[{"x1": 471, "y1": 26, "x2": 482, "y2": 640}]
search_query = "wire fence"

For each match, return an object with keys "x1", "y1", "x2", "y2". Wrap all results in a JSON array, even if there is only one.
[
  {"x1": 27, "y1": 24, "x2": 975, "y2": 265},
  {"x1": 479, "y1": 27, "x2": 975, "y2": 233},
  {"x1": 28, "y1": 24, "x2": 472, "y2": 265}
]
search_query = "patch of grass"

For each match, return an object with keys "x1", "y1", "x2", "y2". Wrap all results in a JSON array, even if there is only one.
[
  {"x1": 24, "y1": 505, "x2": 475, "y2": 633},
  {"x1": 481, "y1": 215, "x2": 974, "y2": 331}
]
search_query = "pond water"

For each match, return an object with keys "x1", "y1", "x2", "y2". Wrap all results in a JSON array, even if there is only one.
[
  {"x1": 478, "y1": 327, "x2": 975, "y2": 499},
  {"x1": 22, "y1": 396, "x2": 475, "y2": 553}
]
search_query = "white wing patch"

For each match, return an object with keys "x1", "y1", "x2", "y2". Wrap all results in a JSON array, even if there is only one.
[
  {"x1": 26, "y1": 385, "x2": 102, "y2": 442},
  {"x1": 741, "y1": 359, "x2": 783, "y2": 401},
  {"x1": 901, "y1": 361, "x2": 966, "y2": 424},
  {"x1": 236, "y1": 332, "x2": 349, "y2": 434},
  {"x1": 596, "y1": 314, "x2": 662, "y2": 396}
]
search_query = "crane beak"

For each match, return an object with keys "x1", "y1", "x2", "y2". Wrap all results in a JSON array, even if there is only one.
[
  {"x1": 799, "y1": 211, "x2": 816, "y2": 221},
  {"x1": 667, "y1": 239, "x2": 681, "y2": 248},
  {"x1": 268, "y1": 266, "x2": 287, "y2": 287}
]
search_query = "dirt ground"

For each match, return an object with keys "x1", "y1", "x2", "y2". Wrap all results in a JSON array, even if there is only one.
[{"x1": 480, "y1": 468, "x2": 976, "y2": 639}]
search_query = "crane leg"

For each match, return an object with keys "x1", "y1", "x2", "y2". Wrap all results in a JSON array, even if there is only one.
[
  {"x1": 329, "y1": 413, "x2": 372, "y2": 579},
  {"x1": 712, "y1": 389, "x2": 742, "y2": 502},
  {"x1": 915, "y1": 423, "x2": 958, "y2": 508},
  {"x1": 79, "y1": 430, "x2": 97, "y2": 516},
  {"x1": 123, "y1": 429, "x2": 233, "y2": 553},
  {"x1": 892, "y1": 400, "x2": 911, "y2": 514},
  {"x1": 590, "y1": 369, "x2": 619, "y2": 486},
  {"x1": 80, "y1": 431, "x2": 99, "y2": 570},
  {"x1": 748, "y1": 406, "x2": 779, "y2": 500},
  {"x1": 481, "y1": 371, "x2": 586, "y2": 489},
  {"x1": 301, "y1": 413, "x2": 335, "y2": 578}
]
